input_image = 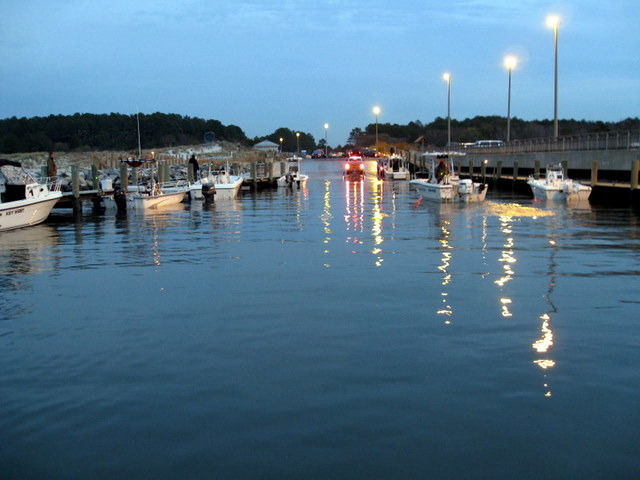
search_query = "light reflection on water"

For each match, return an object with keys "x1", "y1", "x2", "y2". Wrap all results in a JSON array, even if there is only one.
[{"x1": 1, "y1": 160, "x2": 639, "y2": 479}]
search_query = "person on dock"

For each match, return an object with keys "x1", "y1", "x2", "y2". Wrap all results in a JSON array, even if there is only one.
[
  {"x1": 47, "y1": 152, "x2": 57, "y2": 182},
  {"x1": 188, "y1": 155, "x2": 200, "y2": 181}
]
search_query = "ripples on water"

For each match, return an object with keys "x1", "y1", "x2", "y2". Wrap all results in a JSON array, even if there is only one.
[{"x1": 1, "y1": 160, "x2": 639, "y2": 479}]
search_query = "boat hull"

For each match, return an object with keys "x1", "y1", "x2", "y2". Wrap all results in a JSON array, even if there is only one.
[
  {"x1": 528, "y1": 179, "x2": 592, "y2": 202},
  {"x1": 410, "y1": 179, "x2": 487, "y2": 203},
  {"x1": 0, "y1": 193, "x2": 62, "y2": 232},
  {"x1": 133, "y1": 190, "x2": 186, "y2": 209},
  {"x1": 410, "y1": 180, "x2": 454, "y2": 201}
]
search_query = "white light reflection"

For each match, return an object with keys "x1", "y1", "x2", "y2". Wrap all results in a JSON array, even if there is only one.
[
  {"x1": 370, "y1": 179, "x2": 385, "y2": 267},
  {"x1": 437, "y1": 215, "x2": 453, "y2": 322},
  {"x1": 494, "y1": 215, "x2": 516, "y2": 317},
  {"x1": 320, "y1": 180, "x2": 332, "y2": 263},
  {"x1": 532, "y1": 238, "x2": 559, "y2": 397},
  {"x1": 344, "y1": 179, "x2": 365, "y2": 248}
]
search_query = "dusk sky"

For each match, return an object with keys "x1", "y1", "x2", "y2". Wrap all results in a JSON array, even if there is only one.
[{"x1": 2, "y1": 0, "x2": 638, "y2": 146}]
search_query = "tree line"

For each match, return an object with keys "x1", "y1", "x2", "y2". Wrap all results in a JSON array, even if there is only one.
[
  {"x1": 1, "y1": 112, "x2": 638, "y2": 154},
  {"x1": 0, "y1": 113, "x2": 247, "y2": 154}
]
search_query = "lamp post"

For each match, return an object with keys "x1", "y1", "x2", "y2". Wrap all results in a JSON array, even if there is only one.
[
  {"x1": 443, "y1": 73, "x2": 451, "y2": 148},
  {"x1": 503, "y1": 55, "x2": 518, "y2": 142},
  {"x1": 372, "y1": 106, "x2": 380, "y2": 152},
  {"x1": 547, "y1": 15, "x2": 560, "y2": 138},
  {"x1": 296, "y1": 132, "x2": 300, "y2": 156},
  {"x1": 279, "y1": 137, "x2": 283, "y2": 153},
  {"x1": 323, "y1": 123, "x2": 329, "y2": 158}
]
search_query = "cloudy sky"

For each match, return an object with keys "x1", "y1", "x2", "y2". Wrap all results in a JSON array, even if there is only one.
[{"x1": 1, "y1": 0, "x2": 638, "y2": 145}]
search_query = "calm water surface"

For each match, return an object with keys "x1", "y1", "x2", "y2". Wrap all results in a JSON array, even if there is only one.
[{"x1": 1, "y1": 160, "x2": 639, "y2": 479}]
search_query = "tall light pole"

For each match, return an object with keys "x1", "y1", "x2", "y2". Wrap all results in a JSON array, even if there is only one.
[
  {"x1": 503, "y1": 55, "x2": 518, "y2": 142},
  {"x1": 372, "y1": 106, "x2": 380, "y2": 152},
  {"x1": 323, "y1": 123, "x2": 329, "y2": 158},
  {"x1": 443, "y1": 73, "x2": 451, "y2": 148},
  {"x1": 279, "y1": 137, "x2": 283, "y2": 153},
  {"x1": 296, "y1": 132, "x2": 300, "y2": 156},
  {"x1": 547, "y1": 15, "x2": 560, "y2": 138}
]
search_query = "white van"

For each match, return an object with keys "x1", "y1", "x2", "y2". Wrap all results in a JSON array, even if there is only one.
[{"x1": 474, "y1": 140, "x2": 505, "y2": 148}]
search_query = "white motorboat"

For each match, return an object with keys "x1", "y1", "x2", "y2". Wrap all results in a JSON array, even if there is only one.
[
  {"x1": 409, "y1": 152, "x2": 488, "y2": 203},
  {"x1": 102, "y1": 180, "x2": 187, "y2": 210},
  {"x1": 527, "y1": 164, "x2": 592, "y2": 201},
  {"x1": 190, "y1": 165, "x2": 243, "y2": 201},
  {"x1": 379, "y1": 154, "x2": 411, "y2": 180},
  {"x1": 0, "y1": 159, "x2": 63, "y2": 232},
  {"x1": 276, "y1": 156, "x2": 309, "y2": 188},
  {"x1": 131, "y1": 182, "x2": 187, "y2": 209}
]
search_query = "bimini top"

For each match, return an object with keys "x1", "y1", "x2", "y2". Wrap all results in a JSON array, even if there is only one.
[{"x1": 0, "y1": 159, "x2": 22, "y2": 168}]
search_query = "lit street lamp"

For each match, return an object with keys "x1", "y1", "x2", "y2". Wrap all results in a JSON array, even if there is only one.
[
  {"x1": 296, "y1": 132, "x2": 300, "y2": 155},
  {"x1": 443, "y1": 73, "x2": 451, "y2": 148},
  {"x1": 372, "y1": 106, "x2": 380, "y2": 152},
  {"x1": 503, "y1": 55, "x2": 518, "y2": 142},
  {"x1": 279, "y1": 137, "x2": 283, "y2": 153},
  {"x1": 547, "y1": 15, "x2": 561, "y2": 138},
  {"x1": 323, "y1": 123, "x2": 329, "y2": 158}
]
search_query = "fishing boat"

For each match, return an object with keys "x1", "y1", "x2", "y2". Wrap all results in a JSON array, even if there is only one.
[
  {"x1": 101, "y1": 158, "x2": 188, "y2": 210},
  {"x1": 409, "y1": 152, "x2": 488, "y2": 203},
  {"x1": 379, "y1": 154, "x2": 411, "y2": 180},
  {"x1": 276, "y1": 156, "x2": 309, "y2": 188},
  {"x1": 102, "y1": 113, "x2": 188, "y2": 210},
  {"x1": 0, "y1": 159, "x2": 63, "y2": 232},
  {"x1": 527, "y1": 164, "x2": 592, "y2": 201},
  {"x1": 189, "y1": 159, "x2": 243, "y2": 200}
]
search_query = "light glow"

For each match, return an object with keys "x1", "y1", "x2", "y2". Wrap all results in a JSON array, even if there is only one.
[
  {"x1": 504, "y1": 55, "x2": 518, "y2": 71},
  {"x1": 546, "y1": 15, "x2": 561, "y2": 29}
]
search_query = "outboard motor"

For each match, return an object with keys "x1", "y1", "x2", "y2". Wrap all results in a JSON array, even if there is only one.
[
  {"x1": 285, "y1": 173, "x2": 294, "y2": 188},
  {"x1": 113, "y1": 185, "x2": 127, "y2": 211},
  {"x1": 202, "y1": 183, "x2": 216, "y2": 203},
  {"x1": 459, "y1": 179, "x2": 472, "y2": 195}
]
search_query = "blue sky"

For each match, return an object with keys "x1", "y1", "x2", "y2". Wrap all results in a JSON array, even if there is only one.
[{"x1": 1, "y1": 0, "x2": 638, "y2": 146}]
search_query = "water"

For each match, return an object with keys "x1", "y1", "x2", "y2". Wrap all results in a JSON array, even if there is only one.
[{"x1": 1, "y1": 159, "x2": 639, "y2": 479}]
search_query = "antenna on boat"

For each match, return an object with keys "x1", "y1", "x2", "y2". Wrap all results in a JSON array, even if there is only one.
[{"x1": 136, "y1": 110, "x2": 142, "y2": 159}]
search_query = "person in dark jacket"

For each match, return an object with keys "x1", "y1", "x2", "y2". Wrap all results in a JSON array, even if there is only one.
[
  {"x1": 188, "y1": 155, "x2": 200, "y2": 180},
  {"x1": 47, "y1": 152, "x2": 57, "y2": 181}
]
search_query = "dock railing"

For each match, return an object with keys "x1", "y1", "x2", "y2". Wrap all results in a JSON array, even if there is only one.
[{"x1": 453, "y1": 130, "x2": 640, "y2": 155}]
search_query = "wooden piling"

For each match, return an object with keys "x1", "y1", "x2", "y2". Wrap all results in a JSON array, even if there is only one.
[
  {"x1": 119, "y1": 163, "x2": 129, "y2": 191},
  {"x1": 534, "y1": 160, "x2": 540, "y2": 179},
  {"x1": 71, "y1": 165, "x2": 81, "y2": 213},
  {"x1": 495, "y1": 160, "x2": 503, "y2": 181},
  {"x1": 513, "y1": 161, "x2": 519, "y2": 185},
  {"x1": 591, "y1": 160, "x2": 599, "y2": 187},
  {"x1": 631, "y1": 160, "x2": 639, "y2": 190},
  {"x1": 91, "y1": 165, "x2": 99, "y2": 191}
]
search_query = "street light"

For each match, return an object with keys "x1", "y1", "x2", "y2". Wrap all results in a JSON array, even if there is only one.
[
  {"x1": 323, "y1": 123, "x2": 329, "y2": 158},
  {"x1": 372, "y1": 106, "x2": 380, "y2": 152},
  {"x1": 279, "y1": 137, "x2": 283, "y2": 153},
  {"x1": 546, "y1": 15, "x2": 561, "y2": 138},
  {"x1": 443, "y1": 73, "x2": 451, "y2": 148},
  {"x1": 503, "y1": 55, "x2": 518, "y2": 142},
  {"x1": 296, "y1": 132, "x2": 300, "y2": 156}
]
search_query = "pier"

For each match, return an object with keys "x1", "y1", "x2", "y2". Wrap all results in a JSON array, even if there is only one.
[{"x1": 408, "y1": 130, "x2": 640, "y2": 206}]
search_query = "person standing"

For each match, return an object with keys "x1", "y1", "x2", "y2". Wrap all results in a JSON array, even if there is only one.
[
  {"x1": 47, "y1": 152, "x2": 57, "y2": 180},
  {"x1": 188, "y1": 155, "x2": 200, "y2": 181}
]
